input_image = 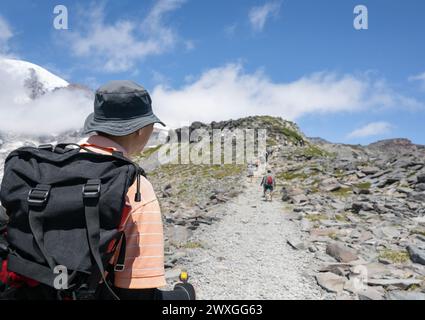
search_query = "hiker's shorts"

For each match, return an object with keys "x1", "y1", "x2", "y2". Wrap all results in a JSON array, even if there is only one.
[{"x1": 264, "y1": 185, "x2": 273, "y2": 192}]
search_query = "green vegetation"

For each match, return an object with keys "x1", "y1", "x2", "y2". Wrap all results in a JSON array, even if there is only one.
[
  {"x1": 281, "y1": 127, "x2": 304, "y2": 144},
  {"x1": 150, "y1": 163, "x2": 244, "y2": 207},
  {"x1": 354, "y1": 182, "x2": 371, "y2": 190},
  {"x1": 256, "y1": 116, "x2": 305, "y2": 145},
  {"x1": 181, "y1": 241, "x2": 204, "y2": 249},
  {"x1": 329, "y1": 233, "x2": 339, "y2": 240},
  {"x1": 335, "y1": 213, "x2": 349, "y2": 222},
  {"x1": 334, "y1": 169, "x2": 345, "y2": 178},
  {"x1": 302, "y1": 145, "x2": 331, "y2": 158},
  {"x1": 209, "y1": 164, "x2": 245, "y2": 179},
  {"x1": 378, "y1": 249, "x2": 410, "y2": 264}
]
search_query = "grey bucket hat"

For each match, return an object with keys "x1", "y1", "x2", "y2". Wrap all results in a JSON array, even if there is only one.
[{"x1": 83, "y1": 80, "x2": 165, "y2": 136}]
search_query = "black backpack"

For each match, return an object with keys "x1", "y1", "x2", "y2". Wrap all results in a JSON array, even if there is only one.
[{"x1": 0, "y1": 143, "x2": 144, "y2": 300}]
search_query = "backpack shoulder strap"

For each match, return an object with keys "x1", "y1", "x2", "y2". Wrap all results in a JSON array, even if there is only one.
[{"x1": 82, "y1": 179, "x2": 120, "y2": 300}]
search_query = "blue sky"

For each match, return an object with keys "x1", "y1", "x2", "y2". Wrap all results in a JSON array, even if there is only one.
[{"x1": 0, "y1": 0, "x2": 424, "y2": 144}]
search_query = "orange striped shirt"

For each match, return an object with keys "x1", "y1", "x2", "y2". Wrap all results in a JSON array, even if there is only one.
[{"x1": 80, "y1": 135, "x2": 166, "y2": 289}]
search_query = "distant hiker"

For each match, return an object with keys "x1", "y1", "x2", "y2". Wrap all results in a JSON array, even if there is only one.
[
  {"x1": 247, "y1": 163, "x2": 255, "y2": 183},
  {"x1": 255, "y1": 159, "x2": 260, "y2": 169},
  {"x1": 266, "y1": 146, "x2": 275, "y2": 162},
  {"x1": 0, "y1": 80, "x2": 195, "y2": 300},
  {"x1": 261, "y1": 170, "x2": 276, "y2": 198}
]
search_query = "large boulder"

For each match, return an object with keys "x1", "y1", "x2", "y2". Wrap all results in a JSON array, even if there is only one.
[
  {"x1": 315, "y1": 272, "x2": 346, "y2": 293},
  {"x1": 326, "y1": 242, "x2": 359, "y2": 263}
]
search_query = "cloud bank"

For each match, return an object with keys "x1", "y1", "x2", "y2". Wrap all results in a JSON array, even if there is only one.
[
  {"x1": 0, "y1": 67, "x2": 92, "y2": 135},
  {"x1": 152, "y1": 63, "x2": 423, "y2": 128}
]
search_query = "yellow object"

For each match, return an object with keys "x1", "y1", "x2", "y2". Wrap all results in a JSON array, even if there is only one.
[{"x1": 179, "y1": 271, "x2": 188, "y2": 282}]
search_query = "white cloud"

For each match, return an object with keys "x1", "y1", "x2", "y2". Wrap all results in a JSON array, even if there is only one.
[
  {"x1": 152, "y1": 63, "x2": 423, "y2": 128},
  {"x1": 67, "y1": 0, "x2": 186, "y2": 72},
  {"x1": 0, "y1": 67, "x2": 92, "y2": 135},
  {"x1": 249, "y1": 1, "x2": 281, "y2": 32},
  {"x1": 347, "y1": 122, "x2": 393, "y2": 139},
  {"x1": 0, "y1": 15, "x2": 13, "y2": 55},
  {"x1": 409, "y1": 72, "x2": 425, "y2": 91}
]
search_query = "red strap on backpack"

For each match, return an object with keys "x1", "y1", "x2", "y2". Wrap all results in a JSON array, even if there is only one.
[{"x1": 0, "y1": 260, "x2": 39, "y2": 288}]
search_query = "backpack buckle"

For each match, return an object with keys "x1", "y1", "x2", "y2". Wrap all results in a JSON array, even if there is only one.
[
  {"x1": 27, "y1": 185, "x2": 51, "y2": 207},
  {"x1": 38, "y1": 144, "x2": 54, "y2": 152},
  {"x1": 82, "y1": 180, "x2": 101, "y2": 199},
  {"x1": 114, "y1": 264, "x2": 125, "y2": 272}
]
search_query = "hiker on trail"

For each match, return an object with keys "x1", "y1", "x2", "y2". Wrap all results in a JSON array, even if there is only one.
[
  {"x1": 0, "y1": 80, "x2": 195, "y2": 300},
  {"x1": 265, "y1": 147, "x2": 273, "y2": 163},
  {"x1": 247, "y1": 163, "x2": 255, "y2": 183},
  {"x1": 260, "y1": 170, "x2": 276, "y2": 197}
]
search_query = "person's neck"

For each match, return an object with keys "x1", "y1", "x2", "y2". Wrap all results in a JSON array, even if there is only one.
[
  {"x1": 107, "y1": 136, "x2": 134, "y2": 155},
  {"x1": 94, "y1": 133, "x2": 133, "y2": 156}
]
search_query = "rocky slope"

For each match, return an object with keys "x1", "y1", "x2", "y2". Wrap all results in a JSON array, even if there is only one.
[
  {"x1": 270, "y1": 137, "x2": 425, "y2": 299},
  {"x1": 1, "y1": 114, "x2": 424, "y2": 300},
  {"x1": 138, "y1": 117, "x2": 425, "y2": 299}
]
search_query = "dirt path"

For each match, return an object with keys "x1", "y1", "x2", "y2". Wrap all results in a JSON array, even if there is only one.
[{"x1": 182, "y1": 175, "x2": 331, "y2": 300}]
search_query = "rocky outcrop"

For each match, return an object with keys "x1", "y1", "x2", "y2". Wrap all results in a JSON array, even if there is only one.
[{"x1": 272, "y1": 136, "x2": 425, "y2": 300}]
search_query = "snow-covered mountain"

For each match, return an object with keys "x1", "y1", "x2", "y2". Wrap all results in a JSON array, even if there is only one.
[
  {"x1": 0, "y1": 58, "x2": 93, "y2": 135},
  {"x1": 0, "y1": 58, "x2": 70, "y2": 104},
  {"x1": 0, "y1": 58, "x2": 69, "y2": 90}
]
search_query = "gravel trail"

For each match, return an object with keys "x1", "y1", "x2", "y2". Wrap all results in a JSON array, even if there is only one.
[{"x1": 183, "y1": 177, "x2": 331, "y2": 300}]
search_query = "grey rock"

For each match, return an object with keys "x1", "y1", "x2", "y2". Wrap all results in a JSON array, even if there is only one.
[
  {"x1": 315, "y1": 272, "x2": 346, "y2": 293},
  {"x1": 326, "y1": 242, "x2": 358, "y2": 263},
  {"x1": 287, "y1": 239, "x2": 307, "y2": 250},
  {"x1": 385, "y1": 290, "x2": 425, "y2": 300},
  {"x1": 357, "y1": 287, "x2": 385, "y2": 300},
  {"x1": 396, "y1": 187, "x2": 413, "y2": 195},
  {"x1": 320, "y1": 178, "x2": 341, "y2": 192},
  {"x1": 292, "y1": 194, "x2": 309, "y2": 204},
  {"x1": 415, "y1": 183, "x2": 425, "y2": 191},
  {"x1": 409, "y1": 192, "x2": 425, "y2": 202},
  {"x1": 407, "y1": 245, "x2": 425, "y2": 265},
  {"x1": 352, "y1": 201, "x2": 374, "y2": 213},
  {"x1": 417, "y1": 173, "x2": 425, "y2": 184},
  {"x1": 361, "y1": 167, "x2": 380, "y2": 175}
]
